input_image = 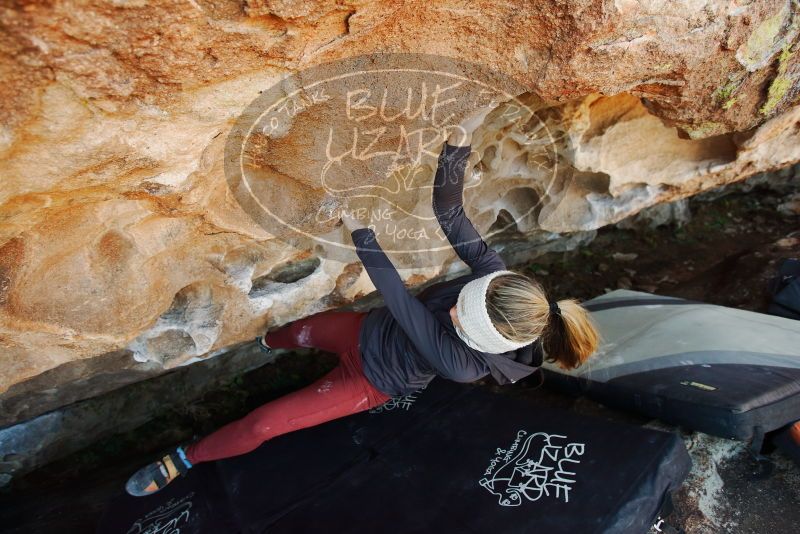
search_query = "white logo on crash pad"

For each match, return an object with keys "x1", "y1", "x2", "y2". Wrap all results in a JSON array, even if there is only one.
[
  {"x1": 126, "y1": 492, "x2": 193, "y2": 534},
  {"x1": 369, "y1": 384, "x2": 428, "y2": 414},
  {"x1": 479, "y1": 430, "x2": 585, "y2": 507}
]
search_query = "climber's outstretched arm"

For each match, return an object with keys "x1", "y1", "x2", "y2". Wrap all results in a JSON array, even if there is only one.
[{"x1": 431, "y1": 139, "x2": 505, "y2": 275}]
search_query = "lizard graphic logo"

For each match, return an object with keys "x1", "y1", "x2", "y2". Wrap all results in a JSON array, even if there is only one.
[{"x1": 479, "y1": 430, "x2": 586, "y2": 507}]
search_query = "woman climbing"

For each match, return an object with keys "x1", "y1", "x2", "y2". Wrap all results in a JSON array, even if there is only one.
[{"x1": 125, "y1": 105, "x2": 600, "y2": 496}]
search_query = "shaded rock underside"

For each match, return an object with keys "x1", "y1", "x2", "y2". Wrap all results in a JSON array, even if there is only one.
[{"x1": 1, "y1": 0, "x2": 800, "y2": 427}]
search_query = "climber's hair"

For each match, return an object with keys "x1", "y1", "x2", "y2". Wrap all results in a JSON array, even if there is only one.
[{"x1": 485, "y1": 272, "x2": 599, "y2": 369}]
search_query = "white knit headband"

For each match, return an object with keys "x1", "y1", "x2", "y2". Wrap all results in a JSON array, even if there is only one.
[{"x1": 455, "y1": 270, "x2": 533, "y2": 354}]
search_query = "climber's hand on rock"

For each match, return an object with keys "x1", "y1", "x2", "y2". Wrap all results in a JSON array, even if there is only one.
[
  {"x1": 460, "y1": 101, "x2": 501, "y2": 133},
  {"x1": 340, "y1": 206, "x2": 367, "y2": 232},
  {"x1": 448, "y1": 100, "x2": 502, "y2": 146}
]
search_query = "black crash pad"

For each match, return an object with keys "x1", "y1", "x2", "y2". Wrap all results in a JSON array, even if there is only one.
[{"x1": 98, "y1": 380, "x2": 690, "y2": 534}]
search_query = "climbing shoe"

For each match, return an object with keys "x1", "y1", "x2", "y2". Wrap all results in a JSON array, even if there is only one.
[
  {"x1": 256, "y1": 335, "x2": 272, "y2": 354},
  {"x1": 125, "y1": 445, "x2": 193, "y2": 497}
]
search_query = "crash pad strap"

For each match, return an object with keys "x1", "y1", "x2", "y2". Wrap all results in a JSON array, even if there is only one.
[{"x1": 583, "y1": 297, "x2": 701, "y2": 312}]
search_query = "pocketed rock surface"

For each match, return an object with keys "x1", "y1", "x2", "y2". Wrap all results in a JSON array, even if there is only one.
[
  {"x1": 2, "y1": 0, "x2": 800, "y2": 428},
  {"x1": 0, "y1": 165, "x2": 797, "y2": 533}
]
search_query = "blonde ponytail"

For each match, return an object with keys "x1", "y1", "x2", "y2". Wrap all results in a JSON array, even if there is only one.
[
  {"x1": 485, "y1": 273, "x2": 600, "y2": 369},
  {"x1": 541, "y1": 298, "x2": 600, "y2": 370}
]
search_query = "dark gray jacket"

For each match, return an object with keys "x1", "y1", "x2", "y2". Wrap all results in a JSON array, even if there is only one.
[{"x1": 353, "y1": 143, "x2": 542, "y2": 396}]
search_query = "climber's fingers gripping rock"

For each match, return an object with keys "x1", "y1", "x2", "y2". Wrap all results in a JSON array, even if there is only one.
[{"x1": 448, "y1": 99, "x2": 503, "y2": 146}]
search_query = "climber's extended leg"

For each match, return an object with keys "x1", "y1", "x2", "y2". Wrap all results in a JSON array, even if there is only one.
[
  {"x1": 125, "y1": 310, "x2": 389, "y2": 496},
  {"x1": 182, "y1": 346, "x2": 389, "y2": 464}
]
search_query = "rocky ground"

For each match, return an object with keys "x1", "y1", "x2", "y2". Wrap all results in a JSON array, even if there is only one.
[{"x1": 0, "y1": 178, "x2": 798, "y2": 533}]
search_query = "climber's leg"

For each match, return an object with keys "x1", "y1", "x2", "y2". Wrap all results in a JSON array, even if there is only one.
[
  {"x1": 184, "y1": 342, "x2": 390, "y2": 464},
  {"x1": 263, "y1": 310, "x2": 366, "y2": 354},
  {"x1": 126, "y1": 310, "x2": 384, "y2": 496}
]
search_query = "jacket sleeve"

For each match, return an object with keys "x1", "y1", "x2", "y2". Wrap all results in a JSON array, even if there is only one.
[
  {"x1": 350, "y1": 227, "x2": 490, "y2": 382},
  {"x1": 431, "y1": 143, "x2": 506, "y2": 275}
]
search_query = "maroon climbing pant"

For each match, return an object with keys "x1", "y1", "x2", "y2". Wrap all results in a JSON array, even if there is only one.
[{"x1": 185, "y1": 311, "x2": 391, "y2": 465}]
